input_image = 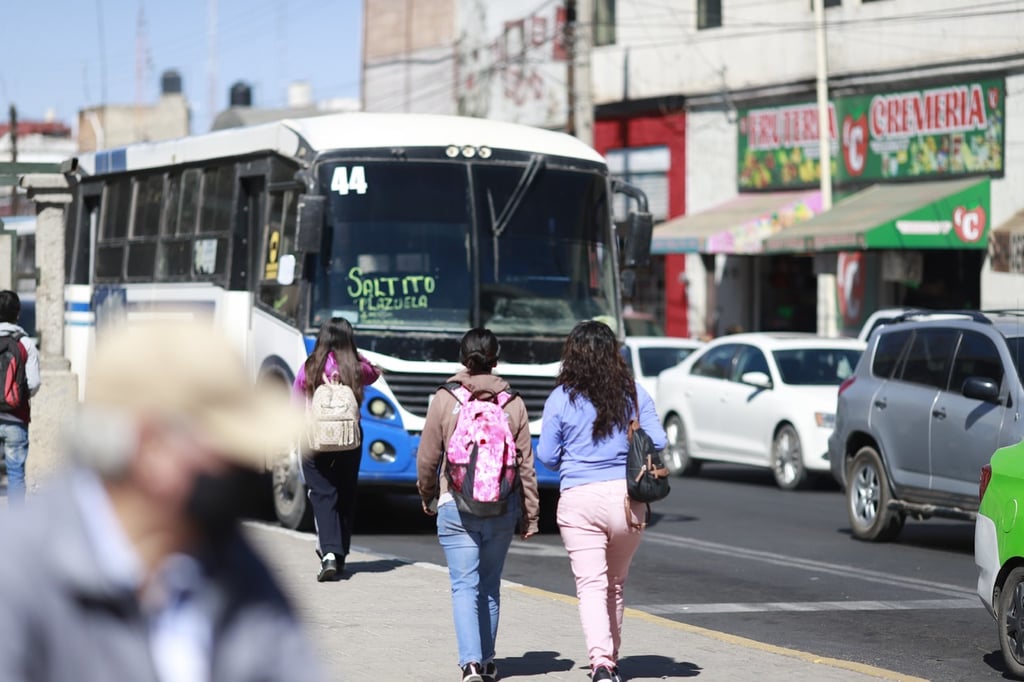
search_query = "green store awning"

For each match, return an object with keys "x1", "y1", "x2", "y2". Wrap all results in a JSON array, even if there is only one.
[
  {"x1": 651, "y1": 190, "x2": 822, "y2": 255},
  {"x1": 763, "y1": 177, "x2": 991, "y2": 253}
]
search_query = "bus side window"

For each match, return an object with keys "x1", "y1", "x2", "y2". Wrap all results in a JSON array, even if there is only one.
[
  {"x1": 257, "y1": 191, "x2": 299, "y2": 322},
  {"x1": 95, "y1": 177, "x2": 132, "y2": 281},
  {"x1": 179, "y1": 169, "x2": 201, "y2": 235}
]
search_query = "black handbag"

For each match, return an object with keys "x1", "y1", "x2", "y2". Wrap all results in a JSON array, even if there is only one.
[{"x1": 625, "y1": 398, "x2": 671, "y2": 529}]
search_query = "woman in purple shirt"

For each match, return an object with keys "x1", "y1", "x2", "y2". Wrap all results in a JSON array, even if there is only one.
[
  {"x1": 537, "y1": 321, "x2": 666, "y2": 682},
  {"x1": 293, "y1": 317, "x2": 380, "y2": 581}
]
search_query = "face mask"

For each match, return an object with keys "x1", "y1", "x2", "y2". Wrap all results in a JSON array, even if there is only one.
[{"x1": 184, "y1": 468, "x2": 259, "y2": 541}]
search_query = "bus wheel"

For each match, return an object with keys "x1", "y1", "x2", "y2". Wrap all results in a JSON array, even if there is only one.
[{"x1": 272, "y1": 450, "x2": 313, "y2": 530}]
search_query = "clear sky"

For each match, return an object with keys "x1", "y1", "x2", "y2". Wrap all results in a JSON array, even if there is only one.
[{"x1": 1, "y1": 0, "x2": 362, "y2": 133}]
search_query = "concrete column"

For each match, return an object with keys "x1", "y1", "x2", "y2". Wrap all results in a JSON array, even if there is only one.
[{"x1": 19, "y1": 173, "x2": 79, "y2": 494}]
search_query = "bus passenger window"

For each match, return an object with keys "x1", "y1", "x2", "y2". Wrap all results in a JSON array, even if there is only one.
[
  {"x1": 133, "y1": 175, "x2": 163, "y2": 238},
  {"x1": 199, "y1": 166, "x2": 234, "y2": 233},
  {"x1": 178, "y1": 169, "x2": 201, "y2": 235},
  {"x1": 102, "y1": 178, "x2": 131, "y2": 240}
]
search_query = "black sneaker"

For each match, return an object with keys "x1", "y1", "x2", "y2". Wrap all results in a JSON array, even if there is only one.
[
  {"x1": 461, "y1": 662, "x2": 484, "y2": 682},
  {"x1": 317, "y1": 553, "x2": 338, "y2": 582},
  {"x1": 482, "y1": 661, "x2": 498, "y2": 681}
]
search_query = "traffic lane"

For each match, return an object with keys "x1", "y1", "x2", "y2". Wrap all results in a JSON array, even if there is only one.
[{"x1": 661, "y1": 463, "x2": 978, "y2": 590}]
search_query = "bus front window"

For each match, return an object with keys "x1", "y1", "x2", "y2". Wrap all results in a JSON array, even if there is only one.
[
  {"x1": 311, "y1": 162, "x2": 472, "y2": 330},
  {"x1": 474, "y1": 165, "x2": 616, "y2": 335}
]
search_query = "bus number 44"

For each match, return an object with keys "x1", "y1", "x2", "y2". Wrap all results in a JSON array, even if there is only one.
[{"x1": 331, "y1": 166, "x2": 369, "y2": 195}]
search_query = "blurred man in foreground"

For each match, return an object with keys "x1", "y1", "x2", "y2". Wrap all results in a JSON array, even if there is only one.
[{"x1": 0, "y1": 321, "x2": 323, "y2": 682}]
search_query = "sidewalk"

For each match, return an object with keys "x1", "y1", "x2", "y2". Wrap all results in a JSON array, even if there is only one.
[{"x1": 246, "y1": 523, "x2": 927, "y2": 682}]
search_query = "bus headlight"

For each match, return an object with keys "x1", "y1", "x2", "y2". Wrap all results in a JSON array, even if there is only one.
[
  {"x1": 368, "y1": 397, "x2": 394, "y2": 419},
  {"x1": 369, "y1": 440, "x2": 396, "y2": 464}
]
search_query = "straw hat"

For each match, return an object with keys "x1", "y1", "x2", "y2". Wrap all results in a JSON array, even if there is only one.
[{"x1": 83, "y1": 320, "x2": 304, "y2": 468}]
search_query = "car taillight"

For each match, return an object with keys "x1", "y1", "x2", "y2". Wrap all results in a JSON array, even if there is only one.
[
  {"x1": 838, "y1": 376, "x2": 856, "y2": 396},
  {"x1": 980, "y1": 463, "x2": 993, "y2": 502}
]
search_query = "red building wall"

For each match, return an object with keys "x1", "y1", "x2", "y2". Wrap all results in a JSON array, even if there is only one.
[{"x1": 594, "y1": 113, "x2": 688, "y2": 337}]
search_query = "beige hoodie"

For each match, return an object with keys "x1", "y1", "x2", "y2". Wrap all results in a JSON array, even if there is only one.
[{"x1": 416, "y1": 368, "x2": 540, "y2": 535}]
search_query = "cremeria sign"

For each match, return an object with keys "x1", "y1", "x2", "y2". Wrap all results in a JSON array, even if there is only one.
[{"x1": 738, "y1": 78, "x2": 1004, "y2": 190}]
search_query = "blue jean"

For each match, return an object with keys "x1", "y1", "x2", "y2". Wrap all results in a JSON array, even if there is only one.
[
  {"x1": 437, "y1": 499, "x2": 518, "y2": 667},
  {"x1": 0, "y1": 421, "x2": 28, "y2": 505}
]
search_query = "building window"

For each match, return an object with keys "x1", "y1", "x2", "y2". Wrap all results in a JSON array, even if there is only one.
[
  {"x1": 698, "y1": 0, "x2": 722, "y2": 29},
  {"x1": 811, "y1": 0, "x2": 842, "y2": 7},
  {"x1": 594, "y1": 0, "x2": 616, "y2": 46},
  {"x1": 606, "y1": 146, "x2": 671, "y2": 222}
]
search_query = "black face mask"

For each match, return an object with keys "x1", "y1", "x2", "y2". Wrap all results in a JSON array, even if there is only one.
[{"x1": 184, "y1": 468, "x2": 259, "y2": 542}]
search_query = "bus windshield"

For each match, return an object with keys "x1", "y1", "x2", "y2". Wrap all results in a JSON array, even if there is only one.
[{"x1": 310, "y1": 159, "x2": 617, "y2": 335}]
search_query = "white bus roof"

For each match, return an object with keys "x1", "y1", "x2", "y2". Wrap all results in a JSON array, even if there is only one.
[{"x1": 76, "y1": 112, "x2": 606, "y2": 176}]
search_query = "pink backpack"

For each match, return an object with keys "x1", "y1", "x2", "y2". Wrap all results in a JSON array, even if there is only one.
[{"x1": 443, "y1": 383, "x2": 520, "y2": 517}]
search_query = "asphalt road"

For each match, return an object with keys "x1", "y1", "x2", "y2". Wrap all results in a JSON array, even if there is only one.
[{"x1": 346, "y1": 464, "x2": 1009, "y2": 682}]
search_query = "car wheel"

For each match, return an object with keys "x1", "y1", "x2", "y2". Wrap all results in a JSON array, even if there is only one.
[
  {"x1": 998, "y1": 567, "x2": 1024, "y2": 678},
  {"x1": 663, "y1": 414, "x2": 702, "y2": 477},
  {"x1": 771, "y1": 423, "x2": 807, "y2": 490},
  {"x1": 272, "y1": 449, "x2": 313, "y2": 531},
  {"x1": 846, "y1": 445, "x2": 905, "y2": 541}
]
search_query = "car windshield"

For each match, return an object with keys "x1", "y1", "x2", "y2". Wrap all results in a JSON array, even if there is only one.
[
  {"x1": 773, "y1": 348, "x2": 862, "y2": 385},
  {"x1": 1007, "y1": 337, "x2": 1024, "y2": 384},
  {"x1": 638, "y1": 347, "x2": 696, "y2": 377},
  {"x1": 311, "y1": 159, "x2": 616, "y2": 334}
]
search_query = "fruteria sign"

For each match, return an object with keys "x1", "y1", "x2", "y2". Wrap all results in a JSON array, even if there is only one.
[{"x1": 737, "y1": 78, "x2": 1005, "y2": 190}]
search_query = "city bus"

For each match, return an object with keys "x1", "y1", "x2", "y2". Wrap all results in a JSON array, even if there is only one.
[{"x1": 62, "y1": 112, "x2": 653, "y2": 529}]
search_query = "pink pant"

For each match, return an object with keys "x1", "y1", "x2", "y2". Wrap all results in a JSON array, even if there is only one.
[{"x1": 556, "y1": 478, "x2": 646, "y2": 671}]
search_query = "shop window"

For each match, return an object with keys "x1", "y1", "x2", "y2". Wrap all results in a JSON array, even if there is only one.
[
  {"x1": 698, "y1": 0, "x2": 721, "y2": 29},
  {"x1": 594, "y1": 0, "x2": 615, "y2": 46},
  {"x1": 606, "y1": 146, "x2": 670, "y2": 222}
]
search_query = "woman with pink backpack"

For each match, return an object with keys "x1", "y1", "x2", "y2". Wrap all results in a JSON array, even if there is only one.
[{"x1": 417, "y1": 328, "x2": 541, "y2": 682}]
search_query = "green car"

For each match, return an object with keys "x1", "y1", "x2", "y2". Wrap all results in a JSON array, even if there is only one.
[{"x1": 976, "y1": 439, "x2": 1024, "y2": 677}]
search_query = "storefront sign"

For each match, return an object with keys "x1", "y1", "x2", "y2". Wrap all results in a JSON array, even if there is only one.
[
  {"x1": 737, "y1": 78, "x2": 1005, "y2": 190},
  {"x1": 990, "y1": 229, "x2": 1024, "y2": 274}
]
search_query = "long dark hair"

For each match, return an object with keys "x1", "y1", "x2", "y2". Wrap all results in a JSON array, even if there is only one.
[
  {"x1": 556, "y1": 320, "x2": 635, "y2": 441},
  {"x1": 460, "y1": 328, "x2": 500, "y2": 375},
  {"x1": 304, "y1": 317, "x2": 364, "y2": 404}
]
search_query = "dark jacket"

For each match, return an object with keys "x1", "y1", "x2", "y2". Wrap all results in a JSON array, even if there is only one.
[
  {"x1": 417, "y1": 369, "x2": 540, "y2": 535},
  {"x1": 0, "y1": 476, "x2": 322, "y2": 682}
]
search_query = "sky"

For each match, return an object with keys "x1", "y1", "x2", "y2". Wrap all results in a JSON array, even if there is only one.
[{"x1": 1, "y1": 0, "x2": 363, "y2": 133}]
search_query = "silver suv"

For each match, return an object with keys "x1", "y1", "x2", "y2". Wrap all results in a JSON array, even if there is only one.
[{"x1": 829, "y1": 311, "x2": 1024, "y2": 541}]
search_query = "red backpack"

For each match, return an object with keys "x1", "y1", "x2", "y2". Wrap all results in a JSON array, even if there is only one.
[{"x1": 0, "y1": 333, "x2": 28, "y2": 413}]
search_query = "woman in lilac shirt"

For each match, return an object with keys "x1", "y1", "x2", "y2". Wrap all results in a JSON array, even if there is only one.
[
  {"x1": 293, "y1": 317, "x2": 380, "y2": 581},
  {"x1": 537, "y1": 321, "x2": 666, "y2": 682}
]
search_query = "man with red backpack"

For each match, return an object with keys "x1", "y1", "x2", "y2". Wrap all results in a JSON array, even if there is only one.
[
  {"x1": 0, "y1": 290, "x2": 40, "y2": 505},
  {"x1": 417, "y1": 328, "x2": 540, "y2": 682}
]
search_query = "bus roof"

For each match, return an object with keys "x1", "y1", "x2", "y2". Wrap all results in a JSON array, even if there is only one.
[{"x1": 76, "y1": 112, "x2": 606, "y2": 176}]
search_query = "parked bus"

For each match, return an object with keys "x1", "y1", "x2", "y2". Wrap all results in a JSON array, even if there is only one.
[{"x1": 63, "y1": 112, "x2": 653, "y2": 529}]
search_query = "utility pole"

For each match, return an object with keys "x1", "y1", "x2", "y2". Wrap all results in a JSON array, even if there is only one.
[
  {"x1": 8, "y1": 105, "x2": 18, "y2": 215},
  {"x1": 813, "y1": 0, "x2": 837, "y2": 336},
  {"x1": 565, "y1": 0, "x2": 594, "y2": 147}
]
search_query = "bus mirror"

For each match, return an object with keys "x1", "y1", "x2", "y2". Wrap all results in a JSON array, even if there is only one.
[
  {"x1": 277, "y1": 254, "x2": 296, "y2": 286},
  {"x1": 623, "y1": 211, "x2": 653, "y2": 268},
  {"x1": 295, "y1": 195, "x2": 325, "y2": 253}
]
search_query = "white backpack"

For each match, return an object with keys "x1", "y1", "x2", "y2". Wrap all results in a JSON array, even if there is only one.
[{"x1": 307, "y1": 373, "x2": 361, "y2": 452}]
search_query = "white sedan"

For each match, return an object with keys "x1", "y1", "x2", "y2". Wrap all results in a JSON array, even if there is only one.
[
  {"x1": 656, "y1": 333, "x2": 864, "y2": 490},
  {"x1": 622, "y1": 336, "x2": 703, "y2": 402}
]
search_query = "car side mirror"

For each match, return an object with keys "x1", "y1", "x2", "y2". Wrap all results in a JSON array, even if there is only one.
[
  {"x1": 740, "y1": 371, "x2": 772, "y2": 389},
  {"x1": 962, "y1": 376, "x2": 1001, "y2": 403},
  {"x1": 295, "y1": 194, "x2": 325, "y2": 253}
]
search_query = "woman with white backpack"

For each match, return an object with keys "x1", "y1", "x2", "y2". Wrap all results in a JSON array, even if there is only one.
[
  {"x1": 417, "y1": 328, "x2": 540, "y2": 682},
  {"x1": 293, "y1": 317, "x2": 380, "y2": 582}
]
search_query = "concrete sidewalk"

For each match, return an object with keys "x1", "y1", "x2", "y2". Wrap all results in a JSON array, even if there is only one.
[{"x1": 246, "y1": 523, "x2": 927, "y2": 682}]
